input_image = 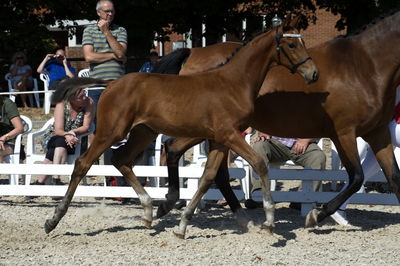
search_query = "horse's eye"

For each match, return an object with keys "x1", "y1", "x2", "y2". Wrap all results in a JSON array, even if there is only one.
[{"x1": 288, "y1": 42, "x2": 296, "y2": 49}]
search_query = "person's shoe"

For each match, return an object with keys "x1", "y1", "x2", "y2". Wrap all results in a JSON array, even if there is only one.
[
  {"x1": 52, "y1": 179, "x2": 66, "y2": 185},
  {"x1": 331, "y1": 210, "x2": 351, "y2": 226},
  {"x1": 289, "y1": 202, "x2": 301, "y2": 211},
  {"x1": 244, "y1": 199, "x2": 261, "y2": 209}
]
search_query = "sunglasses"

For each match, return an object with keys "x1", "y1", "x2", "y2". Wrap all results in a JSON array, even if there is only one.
[{"x1": 16, "y1": 57, "x2": 24, "y2": 59}]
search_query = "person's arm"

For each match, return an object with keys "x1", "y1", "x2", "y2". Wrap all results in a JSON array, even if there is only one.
[
  {"x1": 37, "y1": 54, "x2": 53, "y2": 73},
  {"x1": 0, "y1": 116, "x2": 24, "y2": 150},
  {"x1": 62, "y1": 58, "x2": 74, "y2": 78},
  {"x1": 83, "y1": 44, "x2": 117, "y2": 63},
  {"x1": 69, "y1": 98, "x2": 94, "y2": 136},
  {"x1": 53, "y1": 102, "x2": 78, "y2": 148},
  {"x1": 254, "y1": 131, "x2": 271, "y2": 143},
  {"x1": 98, "y1": 20, "x2": 127, "y2": 60},
  {"x1": 292, "y1": 138, "x2": 318, "y2": 154}
]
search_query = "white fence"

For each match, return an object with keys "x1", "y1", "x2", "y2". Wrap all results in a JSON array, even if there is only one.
[{"x1": 0, "y1": 163, "x2": 398, "y2": 216}]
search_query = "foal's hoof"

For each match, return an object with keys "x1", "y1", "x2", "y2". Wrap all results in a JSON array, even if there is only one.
[
  {"x1": 261, "y1": 223, "x2": 275, "y2": 234},
  {"x1": 142, "y1": 218, "x2": 152, "y2": 228},
  {"x1": 44, "y1": 219, "x2": 56, "y2": 234},
  {"x1": 173, "y1": 231, "x2": 185, "y2": 239},
  {"x1": 305, "y1": 209, "x2": 319, "y2": 228}
]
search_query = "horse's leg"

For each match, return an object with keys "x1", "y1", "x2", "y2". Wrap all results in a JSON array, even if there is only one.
[
  {"x1": 363, "y1": 125, "x2": 400, "y2": 201},
  {"x1": 221, "y1": 133, "x2": 275, "y2": 233},
  {"x1": 111, "y1": 125, "x2": 158, "y2": 227},
  {"x1": 305, "y1": 132, "x2": 363, "y2": 227},
  {"x1": 156, "y1": 137, "x2": 203, "y2": 218},
  {"x1": 213, "y1": 153, "x2": 254, "y2": 230},
  {"x1": 174, "y1": 140, "x2": 226, "y2": 239},
  {"x1": 44, "y1": 133, "x2": 118, "y2": 233}
]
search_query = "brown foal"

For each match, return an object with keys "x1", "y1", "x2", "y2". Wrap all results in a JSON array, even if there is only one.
[{"x1": 44, "y1": 18, "x2": 318, "y2": 238}]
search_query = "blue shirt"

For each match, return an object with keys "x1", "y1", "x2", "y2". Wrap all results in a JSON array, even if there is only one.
[
  {"x1": 139, "y1": 61, "x2": 154, "y2": 73},
  {"x1": 45, "y1": 60, "x2": 76, "y2": 84}
]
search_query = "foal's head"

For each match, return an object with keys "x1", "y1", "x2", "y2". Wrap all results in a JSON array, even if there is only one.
[{"x1": 275, "y1": 16, "x2": 319, "y2": 83}]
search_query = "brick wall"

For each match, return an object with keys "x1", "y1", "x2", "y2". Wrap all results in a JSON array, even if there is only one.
[
  {"x1": 302, "y1": 9, "x2": 346, "y2": 48},
  {"x1": 65, "y1": 47, "x2": 88, "y2": 73}
]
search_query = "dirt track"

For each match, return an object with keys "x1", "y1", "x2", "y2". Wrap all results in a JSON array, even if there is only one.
[{"x1": 1, "y1": 196, "x2": 399, "y2": 265}]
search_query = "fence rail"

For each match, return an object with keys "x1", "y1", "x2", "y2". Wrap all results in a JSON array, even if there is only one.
[{"x1": 0, "y1": 163, "x2": 398, "y2": 217}]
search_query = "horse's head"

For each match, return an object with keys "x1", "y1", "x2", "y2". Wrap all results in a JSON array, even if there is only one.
[{"x1": 275, "y1": 16, "x2": 319, "y2": 83}]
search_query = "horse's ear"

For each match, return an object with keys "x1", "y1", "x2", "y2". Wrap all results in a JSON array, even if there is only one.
[{"x1": 282, "y1": 15, "x2": 301, "y2": 31}]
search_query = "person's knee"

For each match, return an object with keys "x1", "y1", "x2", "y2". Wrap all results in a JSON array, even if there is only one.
[{"x1": 310, "y1": 151, "x2": 326, "y2": 169}]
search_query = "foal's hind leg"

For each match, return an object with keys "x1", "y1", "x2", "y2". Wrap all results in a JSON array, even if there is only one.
[
  {"x1": 221, "y1": 132, "x2": 275, "y2": 233},
  {"x1": 44, "y1": 134, "x2": 117, "y2": 234},
  {"x1": 214, "y1": 152, "x2": 253, "y2": 230},
  {"x1": 174, "y1": 140, "x2": 226, "y2": 239},
  {"x1": 156, "y1": 137, "x2": 203, "y2": 218},
  {"x1": 112, "y1": 125, "x2": 158, "y2": 227}
]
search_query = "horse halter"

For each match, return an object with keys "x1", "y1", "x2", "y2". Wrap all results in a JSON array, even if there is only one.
[{"x1": 275, "y1": 31, "x2": 312, "y2": 73}]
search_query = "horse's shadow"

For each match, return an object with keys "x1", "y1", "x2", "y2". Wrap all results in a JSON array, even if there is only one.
[{"x1": 39, "y1": 201, "x2": 399, "y2": 241}]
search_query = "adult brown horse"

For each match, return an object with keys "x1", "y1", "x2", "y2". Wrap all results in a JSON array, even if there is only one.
[
  {"x1": 43, "y1": 18, "x2": 318, "y2": 238},
  {"x1": 156, "y1": 9, "x2": 400, "y2": 229}
]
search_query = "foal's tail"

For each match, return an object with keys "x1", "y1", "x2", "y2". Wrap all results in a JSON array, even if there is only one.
[
  {"x1": 51, "y1": 77, "x2": 109, "y2": 104},
  {"x1": 152, "y1": 48, "x2": 191, "y2": 75}
]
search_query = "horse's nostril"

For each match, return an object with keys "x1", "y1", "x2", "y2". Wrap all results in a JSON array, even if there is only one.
[{"x1": 312, "y1": 71, "x2": 319, "y2": 82}]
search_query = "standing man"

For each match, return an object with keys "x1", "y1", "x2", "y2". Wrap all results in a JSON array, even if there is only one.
[
  {"x1": 82, "y1": 0, "x2": 127, "y2": 168},
  {"x1": 82, "y1": 0, "x2": 127, "y2": 109}
]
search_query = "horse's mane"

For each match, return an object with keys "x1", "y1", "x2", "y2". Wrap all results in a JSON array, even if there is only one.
[
  {"x1": 152, "y1": 48, "x2": 191, "y2": 75},
  {"x1": 336, "y1": 8, "x2": 400, "y2": 39},
  {"x1": 210, "y1": 45, "x2": 244, "y2": 70},
  {"x1": 211, "y1": 26, "x2": 277, "y2": 70}
]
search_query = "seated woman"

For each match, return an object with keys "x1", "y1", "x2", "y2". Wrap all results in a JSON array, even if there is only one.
[
  {"x1": 9, "y1": 52, "x2": 33, "y2": 107},
  {"x1": 36, "y1": 48, "x2": 75, "y2": 84},
  {"x1": 33, "y1": 83, "x2": 94, "y2": 185},
  {"x1": 0, "y1": 96, "x2": 24, "y2": 162}
]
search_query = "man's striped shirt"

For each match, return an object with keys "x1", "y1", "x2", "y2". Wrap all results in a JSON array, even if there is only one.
[{"x1": 82, "y1": 24, "x2": 127, "y2": 80}]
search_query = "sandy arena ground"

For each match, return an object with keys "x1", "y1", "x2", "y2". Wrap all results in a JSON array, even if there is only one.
[
  {"x1": 1, "y1": 108, "x2": 399, "y2": 265},
  {"x1": 0, "y1": 195, "x2": 399, "y2": 265}
]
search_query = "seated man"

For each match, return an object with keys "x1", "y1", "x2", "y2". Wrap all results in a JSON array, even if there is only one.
[{"x1": 245, "y1": 131, "x2": 326, "y2": 209}]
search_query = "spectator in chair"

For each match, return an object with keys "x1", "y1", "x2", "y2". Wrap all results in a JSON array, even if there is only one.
[
  {"x1": 36, "y1": 48, "x2": 76, "y2": 84},
  {"x1": 0, "y1": 96, "x2": 24, "y2": 162},
  {"x1": 31, "y1": 80, "x2": 94, "y2": 186},
  {"x1": 139, "y1": 51, "x2": 159, "y2": 73},
  {"x1": 8, "y1": 52, "x2": 33, "y2": 107},
  {"x1": 245, "y1": 130, "x2": 326, "y2": 210}
]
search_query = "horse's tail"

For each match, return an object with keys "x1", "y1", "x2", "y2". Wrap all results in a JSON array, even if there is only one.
[
  {"x1": 50, "y1": 77, "x2": 109, "y2": 104},
  {"x1": 152, "y1": 48, "x2": 191, "y2": 75}
]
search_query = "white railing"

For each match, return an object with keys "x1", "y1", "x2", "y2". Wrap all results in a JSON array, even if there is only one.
[{"x1": 0, "y1": 163, "x2": 398, "y2": 217}]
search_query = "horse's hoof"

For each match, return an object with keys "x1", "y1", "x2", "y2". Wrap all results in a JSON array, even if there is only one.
[
  {"x1": 173, "y1": 231, "x2": 185, "y2": 239},
  {"x1": 44, "y1": 219, "x2": 56, "y2": 234},
  {"x1": 305, "y1": 209, "x2": 319, "y2": 228},
  {"x1": 156, "y1": 204, "x2": 169, "y2": 219},
  {"x1": 261, "y1": 223, "x2": 275, "y2": 234},
  {"x1": 142, "y1": 218, "x2": 152, "y2": 228}
]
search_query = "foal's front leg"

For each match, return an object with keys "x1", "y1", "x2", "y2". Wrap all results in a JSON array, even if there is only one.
[
  {"x1": 44, "y1": 135, "x2": 115, "y2": 233},
  {"x1": 174, "y1": 141, "x2": 226, "y2": 239}
]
